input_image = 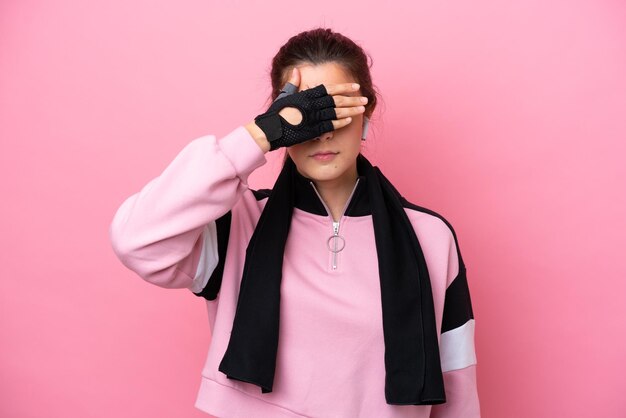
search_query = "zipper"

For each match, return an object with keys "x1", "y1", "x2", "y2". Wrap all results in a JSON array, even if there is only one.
[{"x1": 309, "y1": 178, "x2": 361, "y2": 270}]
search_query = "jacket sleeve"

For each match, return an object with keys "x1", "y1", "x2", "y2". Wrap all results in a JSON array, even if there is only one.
[
  {"x1": 109, "y1": 125, "x2": 267, "y2": 293},
  {"x1": 430, "y1": 228, "x2": 481, "y2": 418}
]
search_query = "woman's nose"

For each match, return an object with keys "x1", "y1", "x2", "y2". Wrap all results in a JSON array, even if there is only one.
[{"x1": 315, "y1": 131, "x2": 334, "y2": 141}]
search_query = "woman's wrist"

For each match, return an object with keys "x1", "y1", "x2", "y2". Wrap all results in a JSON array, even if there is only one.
[{"x1": 245, "y1": 121, "x2": 271, "y2": 154}]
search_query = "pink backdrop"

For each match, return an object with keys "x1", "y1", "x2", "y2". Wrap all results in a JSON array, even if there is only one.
[{"x1": 2, "y1": 1, "x2": 625, "y2": 417}]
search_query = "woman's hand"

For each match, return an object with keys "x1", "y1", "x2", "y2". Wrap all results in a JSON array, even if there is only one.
[{"x1": 245, "y1": 67, "x2": 367, "y2": 153}]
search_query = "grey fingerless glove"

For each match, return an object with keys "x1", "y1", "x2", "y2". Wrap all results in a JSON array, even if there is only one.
[{"x1": 254, "y1": 84, "x2": 337, "y2": 151}]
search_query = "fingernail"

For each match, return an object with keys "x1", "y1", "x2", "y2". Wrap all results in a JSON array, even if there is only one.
[
  {"x1": 292, "y1": 67, "x2": 297, "y2": 77},
  {"x1": 352, "y1": 83, "x2": 360, "y2": 89}
]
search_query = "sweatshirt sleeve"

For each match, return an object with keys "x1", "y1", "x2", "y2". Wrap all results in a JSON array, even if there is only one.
[
  {"x1": 109, "y1": 125, "x2": 267, "y2": 292},
  {"x1": 430, "y1": 228, "x2": 481, "y2": 418}
]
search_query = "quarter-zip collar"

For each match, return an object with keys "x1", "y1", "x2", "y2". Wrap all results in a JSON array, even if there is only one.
[
  {"x1": 292, "y1": 168, "x2": 367, "y2": 271},
  {"x1": 292, "y1": 167, "x2": 371, "y2": 217}
]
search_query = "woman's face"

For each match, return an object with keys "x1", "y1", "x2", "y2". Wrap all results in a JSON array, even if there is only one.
[{"x1": 286, "y1": 62, "x2": 364, "y2": 187}]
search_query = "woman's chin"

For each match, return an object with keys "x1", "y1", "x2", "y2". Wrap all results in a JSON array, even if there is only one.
[{"x1": 301, "y1": 165, "x2": 342, "y2": 182}]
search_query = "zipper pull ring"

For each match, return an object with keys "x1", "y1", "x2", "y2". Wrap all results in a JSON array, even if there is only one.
[{"x1": 327, "y1": 234, "x2": 346, "y2": 253}]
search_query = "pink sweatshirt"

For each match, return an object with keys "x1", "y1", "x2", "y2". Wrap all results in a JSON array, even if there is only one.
[{"x1": 109, "y1": 125, "x2": 481, "y2": 418}]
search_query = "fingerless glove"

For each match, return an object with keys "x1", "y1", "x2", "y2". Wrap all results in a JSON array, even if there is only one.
[{"x1": 254, "y1": 84, "x2": 337, "y2": 151}]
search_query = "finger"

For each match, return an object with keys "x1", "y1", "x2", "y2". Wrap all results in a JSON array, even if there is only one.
[
  {"x1": 275, "y1": 83, "x2": 297, "y2": 102},
  {"x1": 290, "y1": 66, "x2": 300, "y2": 86},
  {"x1": 316, "y1": 120, "x2": 335, "y2": 137},
  {"x1": 323, "y1": 82, "x2": 360, "y2": 96},
  {"x1": 274, "y1": 68, "x2": 301, "y2": 102},
  {"x1": 302, "y1": 84, "x2": 329, "y2": 99},
  {"x1": 283, "y1": 66, "x2": 299, "y2": 91},
  {"x1": 333, "y1": 105, "x2": 366, "y2": 119},
  {"x1": 331, "y1": 116, "x2": 354, "y2": 130},
  {"x1": 311, "y1": 95, "x2": 336, "y2": 110},
  {"x1": 331, "y1": 94, "x2": 368, "y2": 108},
  {"x1": 316, "y1": 107, "x2": 337, "y2": 121}
]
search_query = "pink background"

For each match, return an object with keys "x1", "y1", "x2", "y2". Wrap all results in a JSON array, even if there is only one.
[{"x1": 2, "y1": 1, "x2": 625, "y2": 417}]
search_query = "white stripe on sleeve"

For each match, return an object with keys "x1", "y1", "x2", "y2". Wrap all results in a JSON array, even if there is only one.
[
  {"x1": 440, "y1": 319, "x2": 477, "y2": 372},
  {"x1": 189, "y1": 221, "x2": 219, "y2": 294}
]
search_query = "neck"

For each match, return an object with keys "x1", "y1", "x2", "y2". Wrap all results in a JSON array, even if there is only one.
[{"x1": 311, "y1": 165, "x2": 359, "y2": 222}]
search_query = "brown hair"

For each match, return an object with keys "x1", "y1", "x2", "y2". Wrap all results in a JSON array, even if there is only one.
[{"x1": 264, "y1": 27, "x2": 381, "y2": 165}]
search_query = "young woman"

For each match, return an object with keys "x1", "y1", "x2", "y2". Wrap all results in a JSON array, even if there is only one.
[{"x1": 110, "y1": 28, "x2": 480, "y2": 418}]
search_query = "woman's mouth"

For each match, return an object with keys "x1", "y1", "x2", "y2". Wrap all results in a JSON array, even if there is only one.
[{"x1": 310, "y1": 152, "x2": 338, "y2": 161}]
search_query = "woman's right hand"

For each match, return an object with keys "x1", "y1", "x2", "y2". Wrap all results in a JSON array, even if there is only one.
[{"x1": 245, "y1": 67, "x2": 367, "y2": 153}]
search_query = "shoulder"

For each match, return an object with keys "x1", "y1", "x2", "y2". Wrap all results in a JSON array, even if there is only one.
[
  {"x1": 400, "y1": 195, "x2": 467, "y2": 270},
  {"x1": 401, "y1": 197, "x2": 456, "y2": 238}
]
